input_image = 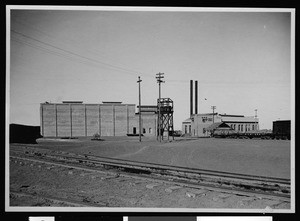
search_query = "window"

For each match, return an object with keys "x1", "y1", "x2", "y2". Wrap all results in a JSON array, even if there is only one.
[
  {"x1": 185, "y1": 125, "x2": 188, "y2": 134},
  {"x1": 238, "y1": 125, "x2": 240, "y2": 131},
  {"x1": 189, "y1": 125, "x2": 191, "y2": 133},
  {"x1": 202, "y1": 117, "x2": 207, "y2": 123},
  {"x1": 241, "y1": 125, "x2": 243, "y2": 131},
  {"x1": 203, "y1": 128, "x2": 206, "y2": 134},
  {"x1": 133, "y1": 127, "x2": 136, "y2": 134},
  {"x1": 252, "y1": 125, "x2": 254, "y2": 130},
  {"x1": 143, "y1": 128, "x2": 146, "y2": 134},
  {"x1": 149, "y1": 128, "x2": 152, "y2": 134}
]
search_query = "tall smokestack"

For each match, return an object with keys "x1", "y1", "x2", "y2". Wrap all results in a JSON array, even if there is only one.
[
  {"x1": 190, "y1": 80, "x2": 193, "y2": 117},
  {"x1": 195, "y1": 80, "x2": 198, "y2": 114}
]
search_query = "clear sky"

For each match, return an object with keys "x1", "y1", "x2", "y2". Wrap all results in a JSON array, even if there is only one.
[{"x1": 8, "y1": 7, "x2": 293, "y2": 130}]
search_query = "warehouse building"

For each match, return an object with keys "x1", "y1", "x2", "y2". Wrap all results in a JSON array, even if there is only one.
[{"x1": 40, "y1": 101, "x2": 158, "y2": 137}]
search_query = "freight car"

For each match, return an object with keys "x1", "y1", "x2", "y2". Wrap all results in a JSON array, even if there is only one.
[{"x1": 272, "y1": 120, "x2": 291, "y2": 140}]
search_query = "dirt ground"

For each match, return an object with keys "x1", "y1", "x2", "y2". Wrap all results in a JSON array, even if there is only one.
[
  {"x1": 8, "y1": 136, "x2": 291, "y2": 210},
  {"x1": 35, "y1": 136, "x2": 291, "y2": 178},
  {"x1": 9, "y1": 155, "x2": 290, "y2": 210}
]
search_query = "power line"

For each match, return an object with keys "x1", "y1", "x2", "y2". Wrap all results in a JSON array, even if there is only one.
[
  {"x1": 12, "y1": 18, "x2": 151, "y2": 76},
  {"x1": 11, "y1": 29, "x2": 200, "y2": 84},
  {"x1": 137, "y1": 76, "x2": 142, "y2": 142},
  {"x1": 211, "y1": 105, "x2": 216, "y2": 123},
  {"x1": 11, "y1": 38, "x2": 136, "y2": 85},
  {"x1": 12, "y1": 37, "x2": 105, "y2": 69},
  {"x1": 11, "y1": 29, "x2": 145, "y2": 76},
  {"x1": 156, "y1": 72, "x2": 165, "y2": 142}
]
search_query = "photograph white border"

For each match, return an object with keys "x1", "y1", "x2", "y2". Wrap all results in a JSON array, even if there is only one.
[{"x1": 5, "y1": 5, "x2": 295, "y2": 213}]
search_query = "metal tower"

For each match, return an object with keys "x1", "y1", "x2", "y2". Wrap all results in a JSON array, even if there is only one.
[{"x1": 157, "y1": 98, "x2": 174, "y2": 141}]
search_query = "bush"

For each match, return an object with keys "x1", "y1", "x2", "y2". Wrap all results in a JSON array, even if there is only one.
[{"x1": 92, "y1": 133, "x2": 102, "y2": 140}]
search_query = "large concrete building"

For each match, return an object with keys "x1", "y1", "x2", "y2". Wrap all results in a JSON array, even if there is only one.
[{"x1": 40, "y1": 101, "x2": 158, "y2": 137}]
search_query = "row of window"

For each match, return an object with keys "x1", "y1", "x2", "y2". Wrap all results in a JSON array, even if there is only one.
[
  {"x1": 228, "y1": 123, "x2": 257, "y2": 132},
  {"x1": 202, "y1": 117, "x2": 213, "y2": 123},
  {"x1": 184, "y1": 123, "x2": 257, "y2": 135}
]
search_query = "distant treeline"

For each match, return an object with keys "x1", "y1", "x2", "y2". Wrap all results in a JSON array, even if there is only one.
[{"x1": 10, "y1": 124, "x2": 42, "y2": 144}]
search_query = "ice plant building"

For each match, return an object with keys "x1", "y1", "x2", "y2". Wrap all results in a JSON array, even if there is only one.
[
  {"x1": 182, "y1": 113, "x2": 259, "y2": 137},
  {"x1": 182, "y1": 80, "x2": 259, "y2": 137},
  {"x1": 40, "y1": 101, "x2": 158, "y2": 137}
]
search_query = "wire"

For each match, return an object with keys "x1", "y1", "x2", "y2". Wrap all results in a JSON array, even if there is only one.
[
  {"x1": 12, "y1": 18, "x2": 152, "y2": 76},
  {"x1": 11, "y1": 29, "x2": 146, "y2": 76},
  {"x1": 11, "y1": 28, "x2": 190, "y2": 83},
  {"x1": 11, "y1": 37, "x2": 109, "y2": 70},
  {"x1": 11, "y1": 37, "x2": 134, "y2": 83}
]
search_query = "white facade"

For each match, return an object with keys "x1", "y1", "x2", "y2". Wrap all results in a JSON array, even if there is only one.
[{"x1": 182, "y1": 113, "x2": 259, "y2": 137}]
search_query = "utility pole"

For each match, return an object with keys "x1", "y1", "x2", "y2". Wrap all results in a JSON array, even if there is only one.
[
  {"x1": 254, "y1": 109, "x2": 258, "y2": 131},
  {"x1": 137, "y1": 76, "x2": 142, "y2": 142},
  {"x1": 211, "y1": 106, "x2": 216, "y2": 123},
  {"x1": 156, "y1": 72, "x2": 165, "y2": 142}
]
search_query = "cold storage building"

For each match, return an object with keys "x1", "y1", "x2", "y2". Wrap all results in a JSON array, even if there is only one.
[{"x1": 40, "y1": 101, "x2": 157, "y2": 137}]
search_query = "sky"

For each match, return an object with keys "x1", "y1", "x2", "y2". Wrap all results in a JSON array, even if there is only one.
[{"x1": 8, "y1": 7, "x2": 293, "y2": 130}]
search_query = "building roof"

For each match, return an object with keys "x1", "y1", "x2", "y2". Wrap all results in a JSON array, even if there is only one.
[
  {"x1": 41, "y1": 102, "x2": 135, "y2": 106},
  {"x1": 182, "y1": 118, "x2": 192, "y2": 123},
  {"x1": 206, "y1": 122, "x2": 231, "y2": 131},
  {"x1": 219, "y1": 114, "x2": 244, "y2": 117},
  {"x1": 62, "y1": 101, "x2": 83, "y2": 104},
  {"x1": 193, "y1": 113, "x2": 218, "y2": 116},
  {"x1": 221, "y1": 116, "x2": 258, "y2": 123},
  {"x1": 102, "y1": 101, "x2": 123, "y2": 104}
]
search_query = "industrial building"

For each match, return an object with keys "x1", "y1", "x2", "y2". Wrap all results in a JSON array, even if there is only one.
[
  {"x1": 182, "y1": 80, "x2": 259, "y2": 137},
  {"x1": 40, "y1": 101, "x2": 158, "y2": 137},
  {"x1": 182, "y1": 113, "x2": 259, "y2": 137}
]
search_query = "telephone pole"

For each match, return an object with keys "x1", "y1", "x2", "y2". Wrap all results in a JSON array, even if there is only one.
[
  {"x1": 137, "y1": 76, "x2": 142, "y2": 142},
  {"x1": 211, "y1": 106, "x2": 216, "y2": 123},
  {"x1": 156, "y1": 72, "x2": 165, "y2": 142}
]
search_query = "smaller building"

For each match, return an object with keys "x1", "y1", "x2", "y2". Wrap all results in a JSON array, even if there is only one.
[
  {"x1": 205, "y1": 122, "x2": 233, "y2": 137},
  {"x1": 182, "y1": 113, "x2": 259, "y2": 137},
  {"x1": 182, "y1": 118, "x2": 192, "y2": 135}
]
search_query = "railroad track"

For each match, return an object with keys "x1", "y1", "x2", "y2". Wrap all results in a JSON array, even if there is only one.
[{"x1": 10, "y1": 145, "x2": 290, "y2": 203}]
